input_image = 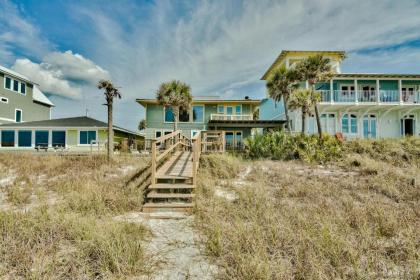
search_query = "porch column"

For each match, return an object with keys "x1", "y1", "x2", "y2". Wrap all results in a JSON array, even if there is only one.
[
  {"x1": 14, "y1": 130, "x2": 18, "y2": 147},
  {"x1": 330, "y1": 79, "x2": 334, "y2": 104},
  {"x1": 305, "y1": 80, "x2": 309, "y2": 89},
  {"x1": 376, "y1": 79, "x2": 380, "y2": 103},
  {"x1": 48, "y1": 129, "x2": 52, "y2": 148},
  {"x1": 398, "y1": 79, "x2": 403, "y2": 104},
  {"x1": 31, "y1": 129, "x2": 35, "y2": 147},
  {"x1": 354, "y1": 79, "x2": 358, "y2": 103}
]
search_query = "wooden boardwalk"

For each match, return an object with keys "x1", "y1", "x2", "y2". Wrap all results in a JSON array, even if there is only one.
[{"x1": 156, "y1": 151, "x2": 193, "y2": 179}]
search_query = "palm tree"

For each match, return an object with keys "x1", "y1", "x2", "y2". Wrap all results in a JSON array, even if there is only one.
[
  {"x1": 266, "y1": 65, "x2": 300, "y2": 133},
  {"x1": 288, "y1": 89, "x2": 319, "y2": 134},
  {"x1": 138, "y1": 119, "x2": 147, "y2": 131},
  {"x1": 97, "y1": 80, "x2": 121, "y2": 161},
  {"x1": 156, "y1": 80, "x2": 192, "y2": 131},
  {"x1": 295, "y1": 55, "x2": 335, "y2": 138}
]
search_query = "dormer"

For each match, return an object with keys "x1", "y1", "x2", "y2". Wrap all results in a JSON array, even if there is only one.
[{"x1": 261, "y1": 50, "x2": 346, "y2": 80}]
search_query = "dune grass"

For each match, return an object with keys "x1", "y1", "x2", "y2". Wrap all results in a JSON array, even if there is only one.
[
  {"x1": 0, "y1": 153, "x2": 154, "y2": 279},
  {"x1": 195, "y1": 139, "x2": 420, "y2": 279}
]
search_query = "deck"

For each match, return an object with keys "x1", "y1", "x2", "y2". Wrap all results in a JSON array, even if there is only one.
[{"x1": 156, "y1": 151, "x2": 193, "y2": 179}]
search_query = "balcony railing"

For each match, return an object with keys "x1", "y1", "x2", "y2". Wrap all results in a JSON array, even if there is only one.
[
  {"x1": 318, "y1": 90, "x2": 420, "y2": 104},
  {"x1": 210, "y1": 114, "x2": 253, "y2": 121}
]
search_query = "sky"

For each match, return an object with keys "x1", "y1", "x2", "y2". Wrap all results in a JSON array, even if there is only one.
[{"x1": 2, "y1": 0, "x2": 420, "y2": 131}]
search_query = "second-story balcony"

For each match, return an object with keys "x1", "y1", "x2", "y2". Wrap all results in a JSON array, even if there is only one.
[
  {"x1": 319, "y1": 90, "x2": 420, "y2": 104},
  {"x1": 210, "y1": 114, "x2": 253, "y2": 121}
]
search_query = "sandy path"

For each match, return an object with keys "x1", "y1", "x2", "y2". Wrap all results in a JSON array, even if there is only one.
[{"x1": 114, "y1": 212, "x2": 216, "y2": 280}]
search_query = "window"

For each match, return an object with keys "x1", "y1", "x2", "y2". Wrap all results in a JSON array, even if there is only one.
[
  {"x1": 20, "y1": 83, "x2": 26, "y2": 94},
  {"x1": 18, "y1": 131, "x2": 32, "y2": 147},
  {"x1": 235, "y1": 105, "x2": 241, "y2": 115},
  {"x1": 15, "y1": 109, "x2": 22, "y2": 123},
  {"x1": 79, "y1": 131, "x2": 96, "y2": 145},
  {"x1": 1, "y1": 130, "x2": 15, "y2": 147},
  {"x1": 164, "y1": 107, "x2": 174, "y2": 122},
  {"x1": 155, "y1": 131, "x2": 162, "y2": 138},
  {"x1": 35, "y1": 131, "x2": 49, "y2": 147},
  {"x1": 192, "y1": 106, "x2": 204, "y2": 122},
  {"x1": 217, "y1": 105, "x2": 224, "y2": 114},
  {"x1": 13, "y1": 80, "x2": 19, "y2": 92},
  {"x1": 52, "y1": 131, "x2": 66, "y2": 147},
  {"x1": 179, "y1": 108, "x2": 190, "y2": 122},
  {"x1": 0, "y1": 97, "x2": 8, "y2": 103},
  {"x1": 5, "y1": 77, "x2": 11, "y2": 89},
  {"x1": 342, "y1": 114, "x2": 357, "y2": 134}
]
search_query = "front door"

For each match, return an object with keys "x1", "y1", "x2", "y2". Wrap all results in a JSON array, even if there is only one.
[
  {"x1": 225, "y1": 132, "x2": 234, "y2": 149},
  {"x1": 363, "y1": 115, "x2": 377, "y2": 139}
]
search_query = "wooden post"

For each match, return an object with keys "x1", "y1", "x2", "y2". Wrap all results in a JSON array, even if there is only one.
[
  {"x1": 151, "y1": 139, "x2": 157, "y2": 187},
  {"x1": 192, "y1": 138, "x2": 197, "y2": 185}
]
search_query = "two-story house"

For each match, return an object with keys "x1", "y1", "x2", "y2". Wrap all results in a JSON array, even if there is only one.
[
  {"x1": 260, "y1": 50, "x2": 420, "y2": 139},
  {"x1": 0, "y1": 65, "x2": 53, "y2": 124},
  {"x1": 137, "y1": 96, "x2": 283, "y2": 149}
]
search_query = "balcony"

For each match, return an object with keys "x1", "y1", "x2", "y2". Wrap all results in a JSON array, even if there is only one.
[
  {"x1": 210, "y1": 114, "x2": 253, "y2": 121},
  {"x1": 319, "y1": 90, "x2": 420, "y2": 104}
]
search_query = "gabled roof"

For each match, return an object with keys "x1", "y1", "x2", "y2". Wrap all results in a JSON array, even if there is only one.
[
  {"x1": 0, "y1": 116, "x2": 142, "y2": 137},
  {"x1": 261, "y1": 50, "x2": 346, "y2": 80},
  {"x1": 33, "y1": 86, "x2": 54, "y2": 107},
  {"x1": 0, "y1": 64, "x2": 33, "y2": 84}
]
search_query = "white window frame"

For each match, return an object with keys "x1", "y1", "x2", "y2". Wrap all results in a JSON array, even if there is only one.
[
  {"x1": 179, "y1": 107, "x2": 190, "y2": 123},
  {"x1": 77, "y1": 129, "x2": 98, "y2": 146},
  {"x1": 192, "y1": 105, "x2": 205, "y2": 123},
  {"x1": 20, "y1": 82, "x2": 26, "y2": 95},
  {"x1": 163, "y1": 107, "x2": 174, "y2": 123},
  {"x1": 341, "y1": 113, "x2": 358, "y2": 135},
  {"x1": 4, "y1": 76, "x2": 12, "y2": 90},
  {"x1": 191, "y1": 130, "x2": 200, "y2": 138},
  {"x1": 15, "y1": 109, "x2": 23, "y2": 123},
  {"x1": 12, "y1": 79, "x2": 20, "y2": 92},
  {"x1": 217, "y1": 105, "x2": 224, "y2": 114},
  {"x1": 0, "y1": 97, "x2": 8, "y2": 104}
]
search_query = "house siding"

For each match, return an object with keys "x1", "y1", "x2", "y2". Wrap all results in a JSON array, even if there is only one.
[{"x1": 0, "y1": 73, "x2": 50, "y2": 124}]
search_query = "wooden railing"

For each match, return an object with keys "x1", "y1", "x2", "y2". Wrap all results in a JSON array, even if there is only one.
[
  {"x1": 150, "y1": 130, "x2": 191, "y2": 187},
  {"x1": 210, "y1": 114, "x2": 253, "y2": 121},
  {"x1": 192, "y1": 131, "x2": 202, "y2": 185}
]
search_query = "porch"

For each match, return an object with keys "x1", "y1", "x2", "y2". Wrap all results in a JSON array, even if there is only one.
[{"x1": 317, "y1": 74, "x2": 420, "y2": 105}]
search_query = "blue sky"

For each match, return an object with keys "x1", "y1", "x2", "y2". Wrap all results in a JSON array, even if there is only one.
[{"x1": 2, "y1": 0, "x2": 420, "y2": 131}]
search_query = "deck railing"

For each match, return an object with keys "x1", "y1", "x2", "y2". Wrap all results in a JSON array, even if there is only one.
[
  {"x1": 210, "y1": 114, "x2": 253, "y2": 121},
  {"x1": 192, "y1": 132, "x2": 202, "y2": 185},
  {"x1": 150, "y1": 130, "x2": 191, "y2": 187},
  {"x1": 319, "y1": 90, "x2": 420, "y2": 103}
]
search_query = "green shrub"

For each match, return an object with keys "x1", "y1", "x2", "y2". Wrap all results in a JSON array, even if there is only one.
[{"x1": 244, "y1": 132, "x2": 342, "y2": 163}]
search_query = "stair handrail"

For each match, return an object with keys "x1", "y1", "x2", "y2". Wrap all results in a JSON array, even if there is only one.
[
  {"x1": 151, "y1": 130, "x2": 190, "y2": 187},
  {"x1": 192, "y1": 131, "x2": 202, "y2": 185}
]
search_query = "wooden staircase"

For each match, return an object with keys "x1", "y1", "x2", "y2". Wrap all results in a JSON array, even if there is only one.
[{"x1": 143, "y1": 131, "x2": 201, "y2": 213}]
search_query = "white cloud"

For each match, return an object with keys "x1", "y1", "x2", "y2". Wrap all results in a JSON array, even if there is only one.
[
  {"x1": 11, "y1": 50, "x2": 109, "y2": 99},
  {"x1": 75, "y1": 0, "x2": 420, "y2": 101},
  {"x1": 0, "y1": 0, "x2": 50, "y2": 64},
  {"x1": 43, "y1": 50, "x2": 109, "y2": 84},
  {"x1": 12, "y1": 58, "x2": 82, "y2": 99}
]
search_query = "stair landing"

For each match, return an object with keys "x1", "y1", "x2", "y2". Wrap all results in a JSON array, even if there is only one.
[{"x1": 143, "y1": 151, "x2": 195, "y2": 213}]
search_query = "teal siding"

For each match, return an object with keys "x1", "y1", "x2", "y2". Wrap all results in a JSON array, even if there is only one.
[{"x1": 144, "y1": 102, "x2": 257, "y2": 140}]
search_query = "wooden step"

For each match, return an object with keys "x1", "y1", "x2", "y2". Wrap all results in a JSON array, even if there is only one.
[
  {"x1": 148, "y1": 184, "x2": 195, "y2": 190},
  {"x1": 156, "y1": 175, "x2": 192, "y2": 180},
  {"x1": 142, "y1": 202, "x2": 194, "y2": 213},
  {"x1": 147, "y1": 192, "x2": 195, "y2": 199}
]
